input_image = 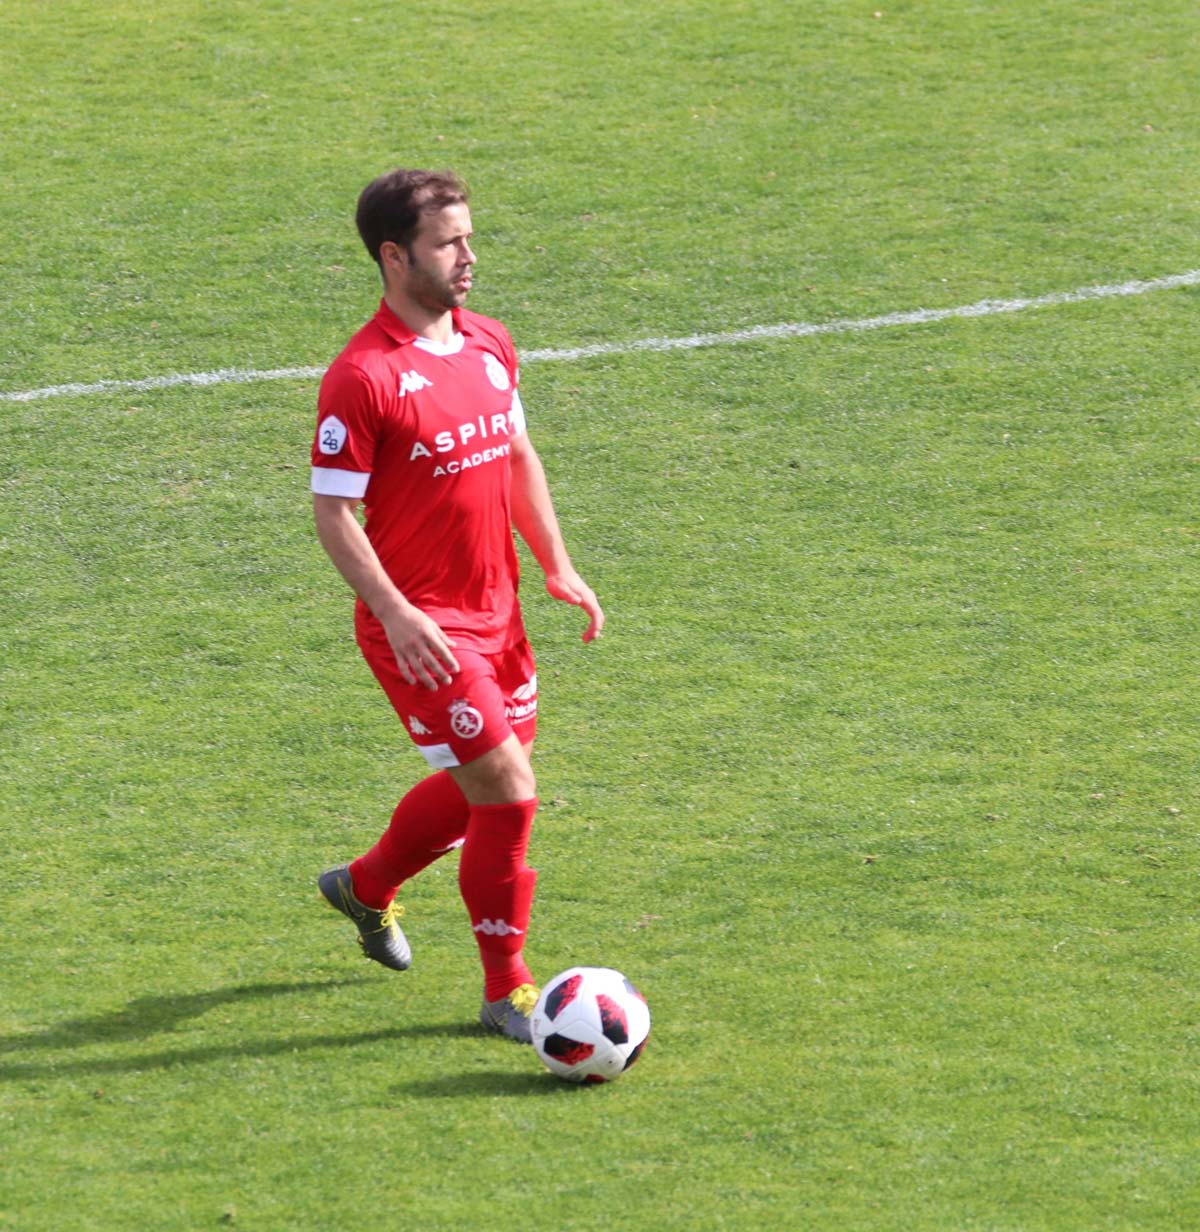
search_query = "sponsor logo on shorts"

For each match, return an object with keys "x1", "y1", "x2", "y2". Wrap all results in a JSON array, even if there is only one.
[
  {"x1": 511, "y1": 674, "x2": 538, "y2": 701},
  {"x1": 449, "y1": 699, "x2": 485, "y2": 740},
  {"x1": 407, "y1": 714, "x2": 432, "y2": 736},
  {"x1": 505, "y1": 673, "x2": 538, "y2": 724}
]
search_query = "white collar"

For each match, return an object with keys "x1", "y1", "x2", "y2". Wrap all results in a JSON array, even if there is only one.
[{"x1": 412, "y1": 332, "x2": 465, "y2": 357}]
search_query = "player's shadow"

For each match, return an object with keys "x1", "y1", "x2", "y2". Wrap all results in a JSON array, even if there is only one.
[
  {"x1": 0, "y1": 978, "x2": 350, "y2": 1055},
  {"x1": 0, "y1": 978, "x2": 478, "y2": 1082},
  {"x1": 393, "y1": 1071, "x2": 568, "y2": 1098}
]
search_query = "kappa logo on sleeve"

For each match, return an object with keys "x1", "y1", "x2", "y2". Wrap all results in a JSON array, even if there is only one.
[{"x1": 318, "y1": 415, "x2": 348, "y2": 455}]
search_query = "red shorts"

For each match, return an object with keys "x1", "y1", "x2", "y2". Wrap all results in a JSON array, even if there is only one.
[{"x1": 356, "y1": 612, "x2": 538, "y2": 770}]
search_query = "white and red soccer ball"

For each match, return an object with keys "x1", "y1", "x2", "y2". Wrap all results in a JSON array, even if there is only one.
[{"x1": 531, "y1": 966, "x2": 650, "y2": 1083}]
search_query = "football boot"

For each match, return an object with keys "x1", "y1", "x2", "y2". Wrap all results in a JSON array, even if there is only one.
[
  {"x1": 317, "y1": 864, "x2": 412, "y2": 971},
  {"x1": 479, "y1": 982, "x2": 539, "y2": 1044}
]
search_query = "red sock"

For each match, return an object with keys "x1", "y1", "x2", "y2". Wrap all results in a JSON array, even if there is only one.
[
  {"x1": 349, "y1": 771, "x2": 470, "y2": 909},
  {"x1": 458, "y1": 798, "x2": 539, "y2": 1001}
]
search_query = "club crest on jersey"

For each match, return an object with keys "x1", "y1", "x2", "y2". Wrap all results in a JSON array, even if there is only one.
[
  {"x1": 448, "y1": 699, "x2": 485, "y2": 740},
  {"x1": 483, "y1": 353, "x2": 511, "y2": 391},
  {"x1": 398, "y1": 370, "x2": 433, "y2": 397}
]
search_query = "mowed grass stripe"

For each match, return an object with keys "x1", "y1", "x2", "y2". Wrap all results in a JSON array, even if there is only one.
[{"x1": 3, "y1": 268, "x2": 1198, "y2": 404}]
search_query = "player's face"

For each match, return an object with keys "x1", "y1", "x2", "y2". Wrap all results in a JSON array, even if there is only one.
[{"x1": 402, "y1": 203, "x2": 476, "y2": 312}]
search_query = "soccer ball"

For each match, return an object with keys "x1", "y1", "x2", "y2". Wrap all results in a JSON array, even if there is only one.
[{"x1": 531, "y1": 966, "x2": 650, "y2": 1083}]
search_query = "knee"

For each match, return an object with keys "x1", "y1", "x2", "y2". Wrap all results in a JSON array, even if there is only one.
[
  {"x1": 490, "y1": 760, "x2": 537, "y2": 804},
  {"x1": 451, "y1": 736, "x2": 536, "y2": 805}
]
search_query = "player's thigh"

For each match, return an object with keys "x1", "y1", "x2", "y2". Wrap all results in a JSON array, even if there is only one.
[{"x1": 449, "y1": 733, "x2": 536, "y2": 805}]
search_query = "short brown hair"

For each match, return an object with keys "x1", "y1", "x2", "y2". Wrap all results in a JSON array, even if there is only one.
[{"x1": 355, "y1": 168, "x2": 469, "y2": 266}]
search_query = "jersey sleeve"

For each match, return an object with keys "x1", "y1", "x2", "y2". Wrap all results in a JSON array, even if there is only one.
[
  {"x1": 499, "y1": 322, "x2": 520, "y2": 390},
  {"x1": 492, "y1": 320, "x2": 525, "y2": 435},
  {"x1": 311, "y1": 360, "x2": 379, "y2": 498},
  {"x1": 509, "y1": 388, "x2": 527, "y2": 437}
]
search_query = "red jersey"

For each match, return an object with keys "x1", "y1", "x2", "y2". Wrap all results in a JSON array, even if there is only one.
[{"x1": 311, "y1": 300, "x2": 526, "y2": 653}]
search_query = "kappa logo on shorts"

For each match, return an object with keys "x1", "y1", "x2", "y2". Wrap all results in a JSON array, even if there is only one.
[
  {"x1": 407, "y1": 714, "x2": 432, "y2": 736},
  {"x1": 448, "y1": 699, "x2": 485, "y2": 740}
]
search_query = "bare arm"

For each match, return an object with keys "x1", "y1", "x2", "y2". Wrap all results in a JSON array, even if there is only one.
[
  {"x1": 312, "y1": 494, "x2": 460, "y2": 688},
  {"x1": 509, "y1": 433, "x2": 605, "y2": 642}
]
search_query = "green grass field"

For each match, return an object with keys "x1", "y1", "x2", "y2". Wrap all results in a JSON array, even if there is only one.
[{"x1": 2, "y1": 2, "x2": 1198, "y2": 1228}]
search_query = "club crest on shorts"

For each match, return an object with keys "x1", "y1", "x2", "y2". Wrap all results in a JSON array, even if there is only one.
[{"x1": 448, "y1": 699, "x2": 485, "y2": 740}]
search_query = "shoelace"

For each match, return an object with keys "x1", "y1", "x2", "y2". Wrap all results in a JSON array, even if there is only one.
[
  {"x1": 378, "y1": 902, "x2": 405, "y2": 932},
  {"x1": 508, "y1": 983, "x2": 539, "y2": 1017}
]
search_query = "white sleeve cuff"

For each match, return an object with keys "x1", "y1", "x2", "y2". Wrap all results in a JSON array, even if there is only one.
[
  {"x1": 510, "y1": 389, "x2": 527, "y2": 437},
  {"x1": 311, "y1": 467, "x2": 370, "y2": 498}
]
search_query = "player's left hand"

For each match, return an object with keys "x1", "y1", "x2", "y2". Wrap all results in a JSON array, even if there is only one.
[{"x1": 545, "y1": 570, "x2": 605, "y2": 643}]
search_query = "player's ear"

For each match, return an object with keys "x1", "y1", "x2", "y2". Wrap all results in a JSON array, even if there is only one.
[{"x1": 379, "y1": 240, "x2": 408, "y2": 278}]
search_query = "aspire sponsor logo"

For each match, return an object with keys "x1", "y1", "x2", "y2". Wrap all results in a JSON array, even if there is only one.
[
  {"x1": 408, "y1": 408, "x2": 523, "y2": 463},
  {"x1": 433, "y1": 443, "x2": 511, "y2": 479},
  {"x1": 433, "y1": 445, "x2": 510, "y2": 478}
]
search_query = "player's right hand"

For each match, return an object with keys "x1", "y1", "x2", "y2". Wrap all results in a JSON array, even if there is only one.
[
  {"x1": 545, "y1": 569, "x2": 606, "y2": 643},
  {"x1": 383, "y1": 606, "x2": 460, "y2": 690}
]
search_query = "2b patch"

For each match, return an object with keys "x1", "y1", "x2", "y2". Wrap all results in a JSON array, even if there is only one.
[{"x1": 317, "y1": 416, "x2": 348, "y2": 455}]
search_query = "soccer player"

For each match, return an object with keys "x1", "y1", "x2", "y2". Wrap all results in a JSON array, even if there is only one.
[{"x1": 310, "y1": 169, "x2": 603, "y2": 1044}]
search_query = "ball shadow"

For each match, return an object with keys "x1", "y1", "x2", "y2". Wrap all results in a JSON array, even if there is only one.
[{"x1": 392, "y1": 1068, "x2": 574, "y2": 1098}]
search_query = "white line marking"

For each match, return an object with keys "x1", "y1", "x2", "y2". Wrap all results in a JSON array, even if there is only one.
[
  {"x1": 523, "y1": 269, "x2": 1200, "y2": 362},
  {"x1": 3, "y1": 270, "x2": 1197, "y2": 403},
  {"x1": 0, "y1": 365, "x2": 327, "y2": 404}
]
